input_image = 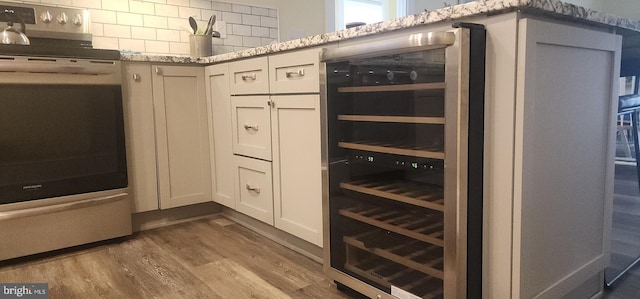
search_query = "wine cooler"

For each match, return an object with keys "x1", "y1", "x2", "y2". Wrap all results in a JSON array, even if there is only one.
[{"x1": 321, "y1": 24, "x2": 485, "y2": 299}]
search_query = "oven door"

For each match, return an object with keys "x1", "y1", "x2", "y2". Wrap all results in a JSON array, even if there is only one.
[{"x1": 0, "y1": 57, "x2": 127, "y2": 205}]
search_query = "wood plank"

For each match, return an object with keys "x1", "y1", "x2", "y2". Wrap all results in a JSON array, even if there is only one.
[
  {"x1": 338, "y1": 114, "x2": 445, "y2": 124},
  {"x1": 337, "y1": 82, "x2": 445, "y2": 93},
  {"x1": 340, "y1": 181, "x2": 445, "y2": 212}
]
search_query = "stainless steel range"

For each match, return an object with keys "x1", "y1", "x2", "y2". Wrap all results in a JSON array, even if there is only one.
[{"x1": 0, "y1": 2, "x2": 131, "y2": 261}]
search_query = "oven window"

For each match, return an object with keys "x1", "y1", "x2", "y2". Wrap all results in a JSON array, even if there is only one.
[{"x1": 0, "y1": 84, "x2": 127, "y2": 204}]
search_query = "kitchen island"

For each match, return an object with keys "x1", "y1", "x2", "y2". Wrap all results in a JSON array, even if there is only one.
[{"x1": 120, "y1": 1, "x2": 639, "y2": 298}]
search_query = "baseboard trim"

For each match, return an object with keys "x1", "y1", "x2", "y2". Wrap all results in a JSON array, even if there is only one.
[
  {"x1": 132, "y1": 202, "x2": 222, "y2": 232},
  {"x1": 222, "y1": 208, "x2": 323, "y2": 263}
]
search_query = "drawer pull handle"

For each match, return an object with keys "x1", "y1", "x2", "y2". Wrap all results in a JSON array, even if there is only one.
[
  {"x1": 241, "y1": 73, "x2": 257, "y2": 81},
  {"x1": 286, "y1": 69, "x2": 305, "y2": 78},
  {"x1": 244, "y1": 124, "x2": 259, "y2": 131},
  {"x1": 245, "y1": 184, "x2": 260, "y2": 193},
  {"x1": 132, "y1": 73, "x2": 141, "y2": 81}
]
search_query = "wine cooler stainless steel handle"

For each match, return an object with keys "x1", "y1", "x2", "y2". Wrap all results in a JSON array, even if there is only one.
[
  {"x1": 322, "y1": 31, "x2": 456, "y2": 62},
  {"x1": 285, "y1": 69, "x2": 305, "y2": 78},
  {"x1": 245, "y1": 184, "x2": 260, "y2": 193},
  {"x1": 244, "y1": 124, "x2": 259, "y2": 130},
  {"x1": 241, "y1": 73, "x2": 257, "y2": 81}
]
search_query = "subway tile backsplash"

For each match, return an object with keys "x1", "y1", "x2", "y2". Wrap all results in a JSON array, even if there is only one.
[{"x1": 13, "y1": 0, "x2": 279, "y2": 56}]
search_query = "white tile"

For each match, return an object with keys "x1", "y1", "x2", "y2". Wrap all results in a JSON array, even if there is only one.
[
  {"x1": 242, "y1": 36, "x2": 261, "y2": 47},
  {"x1": 155, "y1": 4, "x2": 179, "y2": 17},
  {"x1": 144, "y1": 0, "x2": 166, "y2": 3},
  {"x1": 242, "y1": 14, "x2": 260, "y2": 26},
  {"x1": 232, "y1": 4, "x2": 250, "y2": 14},
  {"x1": 41, "y1": 0, "x2": 72, "y2": 6},
  {"x1": 260, "y1": 37, "x2": 276, "y2": 45},
  {"x1": 231, "y1": 24, "x2": 250, "y2": 36},
  {"x1": 251, "y1": 7, "x2": 269, "y2": 16},
  {"x1": 251, "y1": 26, "x2": 269, "y2": 37},
  {"x1": 72, "y1": 0, "x2": 101, "y2": 9},
  {"x1": 169, "y1": 42, "x2": 189, "y2": 55},
  {"x1": 213, "y1": 45, "x2": 233, "y2": 55},
  {"x1": 91, "y1": 23, "x2": 104, "y2": 36},
  {"x1": 269, "y1": 9, "x2": 277, "y2": 18},
  {"x1": 222, "y1": 11, "x2": 241, "y2": 24},
  {"x1": 92, "y1": 36, "x2": 119, "y2": 50},
  {"x1": 117, "y1": 12, "x2": 143, "y2": 26},
  {"x1": 201, "y1": 10, "x2": 214, "y2": 21},
  {"x1": 179, "y1": 30, "x2": 191, "y2": 42},
  {"x1": 102, "y1": 0, "x2": 128, "y2": 12},
  {"x1": 178, "y1": 6, "x2": 200, "y2": 19},
  {"x1": 156, "y1": 29, "x2": 180, "y2": 41},
  {"x1": 166, "y1": 0, "x2": 189, "y2": 6},
  {"x1": 211, "y1": 2, "x2": 231, "y2": 12},
  {"x1": 269, "y1": 28, "x2": 278, "y2": 39},
  {"x1": 103, "y1": 24, "x2": 131, "y2": 38},
  {"x1": 212, "y1": 36, "x2": 223, "y2": 45},
  {"x1": 261, "y1": 16, "x2": 277, "y2": 28},
  {"x1": 223, "y1": 35, "x2": 242, "y2": 46},
  {"x1": 190, "y1": 0, "x2": 210, "y2": 9},
  {"x1": 131, "y1": 26, "x2": 156, "y2": 39},
  {"x1": 233, "y1": 46, "x2": 249, "y2": 52},
  {"x1": 90, "y1": 9, "x2": 117, "y2": 23},
  {"x1": 119, "y1": 38, "x2": 146, "y2": 52},
  {"x1": 168, "y1": 17, "x2": 193, "y2": 35},
  {"x1": 145, "y1": 40, "x2": 170, "y2": 53},
  {"x1": 143, "y1": 15, "x2": 168, "y2": 28},
  {"x1": 130, "y1": 1, "x2": 154, "y2": 14}
]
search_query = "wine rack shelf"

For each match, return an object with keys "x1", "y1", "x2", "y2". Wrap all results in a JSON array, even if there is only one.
[
  {"x1": 344, "y1": 229, "x2": 444, "y2": 279},
  {"x1": 338, "y1": 141, "x2": 444, "y2": 159},
  {"x1": 340, "y1": 179, "x2": 444, "y2": 212},
  {"x1": 344, "y1": 255, "x2": 444, "y2": 299},
  {"x1": 338, "y1": 205, "x2": 444, "y2": 247},
  {"x1": 337, "y1": 82, "x2": 445, "y2": 93},
  {"x1": 338, "y1": 115, "x2": 445, "y2": 124}
]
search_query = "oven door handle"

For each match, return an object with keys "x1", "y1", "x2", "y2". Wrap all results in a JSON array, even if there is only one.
[{"x1": 0, "y1": 193, "x2": 126, "y2": 221}]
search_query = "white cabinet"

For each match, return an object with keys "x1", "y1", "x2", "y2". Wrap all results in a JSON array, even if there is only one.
[
  {"x1": 271, "y1": 94, "x2": 322, "y2": 246},
  {"x1": 217, "y1": 48, "x2": 323, "y2": 246},
  {"x1": 123, "y1": 64, "x2": 211, "y2": 212},
  {"x1": 230, "y1": 96, "x2": 273, "y2": 161},
  {"x1": 482, "y1": 15, "x2": 622, "y2": 298},
  {"x1": 151, "y1": 65, "x2": 211, "y2": 209},
  {"x1": 234, "y1": 155, "x2": 274, "y2": 224},
  {"x1": 205, "y1": 64, "x2": 235, "y2": 208},
  {"x1": 122, "y1": 63, "x2": 159, "y2": 213},
  {"x1": 229, "y1": 56, "x2": 269, "y2": 95}
]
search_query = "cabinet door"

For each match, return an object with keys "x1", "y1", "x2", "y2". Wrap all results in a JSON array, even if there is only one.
[
  {"x1": 152, "y1": 65, "x2": 212, "y2": 209},
  {"x1": 271, "y1": 95, "x2": 323, "y2": 246},
  {"x1": 206, "y1": 64, "x2": 235, "y2": 208},
  {"x1": 122, "y1": 63, "x2": 159, "y2": 213},
  {"x1": 513, "y1": 19, "x2": 621, "y2": 298},
  {"x1": 230, "y1": 96, "x2": 272, "y2": 161},
  {"x1": 234, "y1": 155, "x2": 274, "y2": 225}
]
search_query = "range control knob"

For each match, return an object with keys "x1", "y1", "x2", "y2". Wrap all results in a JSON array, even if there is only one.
[
  {"x1": 72, "y1": 14, "x2": 82, "y2": 26},
  {"x1": 56, "y1": 12, "x2": 68, "y2": 25},
  {"x1": 40, "y1": 11, "x2": 53, "y2": 24}
]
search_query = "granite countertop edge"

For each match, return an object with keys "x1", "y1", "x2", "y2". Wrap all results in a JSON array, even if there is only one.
[{"x1": 120, "y1": 0, "x2": 640, "y2": 65}]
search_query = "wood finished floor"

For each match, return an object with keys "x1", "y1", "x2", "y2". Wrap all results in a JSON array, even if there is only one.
[
  {"x1": 605, "y1": 163, "x2": 640, "y2": 299},
  {"x1": 0, "y1": 216, "x2": 352, "y2": 299}
]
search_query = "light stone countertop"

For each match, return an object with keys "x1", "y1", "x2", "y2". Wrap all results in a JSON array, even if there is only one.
[{"x1": 120, "y1": 0, "x2": 640, "y2": 65}]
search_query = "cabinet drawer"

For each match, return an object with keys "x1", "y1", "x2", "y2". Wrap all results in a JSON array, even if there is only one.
[
  {"x1": 269, "y1": 48, "x2": 321, "y2": 94},
  {"x1": 231, "y1": 96, "x2": 272, "y2": 161},
  {"x1": 234, "y1": 155, "x2": 273, "y2": 225},
  {"x1": 229, "y1": 56, "x2": 269, "y2": 95}
]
